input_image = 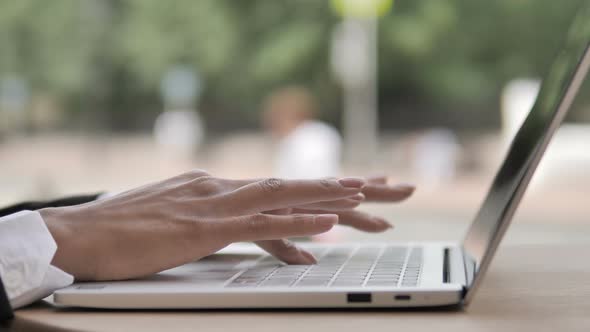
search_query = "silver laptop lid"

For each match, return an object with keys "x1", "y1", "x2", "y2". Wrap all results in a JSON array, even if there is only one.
[{"x1": 461, "y1": 2, "x2": 590, "y2": 305}]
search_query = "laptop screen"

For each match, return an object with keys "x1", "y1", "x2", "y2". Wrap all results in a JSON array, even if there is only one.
[{"x1": 461, "y1": 2, "x2": 590, "y2": 303}]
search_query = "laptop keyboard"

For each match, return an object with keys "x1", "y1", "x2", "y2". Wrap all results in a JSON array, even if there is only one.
[{"x1": 226, "y1": 246, "x2": 423, "y2": 288}]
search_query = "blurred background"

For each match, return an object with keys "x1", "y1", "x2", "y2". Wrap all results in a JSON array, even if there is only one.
[{"x1": 2, "y1": 0, "x2": 590, "y2": 244}]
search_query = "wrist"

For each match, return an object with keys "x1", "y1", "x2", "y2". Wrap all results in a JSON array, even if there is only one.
[
  {"x1": 39, "y1": 206, "x2": 72, "y2": 244},
  {"x1": 39, "y1": 207, "x2": 94, "y2": 280}
]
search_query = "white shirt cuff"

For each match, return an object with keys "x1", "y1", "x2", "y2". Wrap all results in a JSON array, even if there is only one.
[{"x1": 0, "y1": 211, "x2": 74, "y2": 309}]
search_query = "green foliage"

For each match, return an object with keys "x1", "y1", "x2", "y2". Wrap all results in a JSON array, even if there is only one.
[
  {"x1": 120, "y1": 0, "x2": 237, "y2": 86},
  {"x1": 0, "y1": 0, "x2": 584, "y2": 129},
  {"x1": 0, "y1": 0, "x2": 93, "y2": 93}
]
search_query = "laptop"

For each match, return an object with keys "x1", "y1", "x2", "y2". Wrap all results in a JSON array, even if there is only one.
[{"x1": 54, "y1": 4, "x2": 590, "y2": 309}]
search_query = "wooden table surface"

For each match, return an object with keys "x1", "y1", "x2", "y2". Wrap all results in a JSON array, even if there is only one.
[{"x1": 9, "y1": 244, "x2": 590, "y2": 332}]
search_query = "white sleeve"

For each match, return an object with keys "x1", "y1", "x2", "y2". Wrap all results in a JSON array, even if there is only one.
[{"x1": 0, "y1": 211, "x2": 74, "y2": 309}]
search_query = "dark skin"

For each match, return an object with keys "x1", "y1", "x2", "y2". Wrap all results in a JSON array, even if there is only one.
[{"x1": 40, "y1": 170, "x2": 415, "y2": 281}]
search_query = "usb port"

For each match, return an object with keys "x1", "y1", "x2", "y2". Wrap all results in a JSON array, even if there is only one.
[
  {"x1": 347, "y1": 293, "x2": 372, "y2": 303},
  {"x1": 394, "y1": 295, "x2": 411, "y2": 301}
]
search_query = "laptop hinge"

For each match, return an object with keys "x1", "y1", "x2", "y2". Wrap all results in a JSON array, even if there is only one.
[{"x1": 461, "y1": 246, "x2": 476, "y2": 287}]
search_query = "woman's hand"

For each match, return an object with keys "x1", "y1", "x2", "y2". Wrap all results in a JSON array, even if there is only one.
[
  {"x1": 39, "y1": 170, "x2": 414, "y2": 282},
  {"x1": 227, "y1": 175, "x2": 415, "y2": 264}
]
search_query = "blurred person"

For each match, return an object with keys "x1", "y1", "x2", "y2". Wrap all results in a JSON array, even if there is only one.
[
  {"x1": 154, "y1": 65, "x2": 205, "y2": 158},
  {"x1": 0, "y1": 170, "x2": 415, "y2": 318},
  {"x1": 411, "y1": 128, "x2": 460, "y2": 189},
  {"x1": 263, "y1": 86, "x2": 342, "y2": 179}
]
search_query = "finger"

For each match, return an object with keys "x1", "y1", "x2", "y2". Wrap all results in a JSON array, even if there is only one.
[
  {"x1": 362, "y1": 183, "x2": 416, "y2": 202},
  {"x1": 214, "y1": 177, "x2": 365, "y2": 216},
  {"x1": 297, "y1": 193, "x2": 365, "y2": 211},
  {"x1": 232, "y1": 175, "x2": 386, "y2": 187},
  {"x1": 215, "y1": 176, "x2": 396, "y2": 203},
  {"x1": 255, "y1": 239, "x2": 317, "y2": 265},
  {"x1": 219, "y1": 213, "x2": 338, "y2": 242},
  {"x1": 264, "y1": 207, "x2": 294, "y2": 215},
  {"x1": 293, "y1": 209, "x2": 392, "y2": 233},
  {"x1": 366, "y1": 175, "x2": 388, "y2": 185}
]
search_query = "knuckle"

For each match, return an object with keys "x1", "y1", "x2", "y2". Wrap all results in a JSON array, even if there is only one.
[
  {"x1": 290, "y1": 214, "x2": 310, "y2": 227},
  {"x1": 175, "y1": 169, "x2": 211, "y2": 184},
  {"x1": 257, "y1": 178, "x2": 284, "y2": 193},
  {"x1": 190, "y1": 169, "x2": 211, "y2": 177},
  {"x1": 319, "y1": 178, "x2": 338, "y2": 190},
  {"x1": 180, "y1": 169, "x2": 211, "y2": 180},
  {"x1": 198, "y1": 176, "x2": 221, "y2": 190},
  {"x1": 185, "y1": 176, "x2": 224, "y2": 196}
]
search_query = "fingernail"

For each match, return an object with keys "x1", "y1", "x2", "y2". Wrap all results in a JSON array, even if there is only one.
[
  {"x1": 338, "y1": 177, "x2": 366, "y2": 188},
  {"x1": 394, "y1": 183, "x2": 416, "y2": 192},
  {"x1": 374, "y1": 217, "x2": 394, "y2": 229},
  {"x1": 315, "y1": 214, "x2": 339, "y2": 226},
  {"x1": 350, "y1": 193, "x2": 365, "y2": 201},
  {"x1": 299, "y1": 250, "x2": 318, "y2": 264}
]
